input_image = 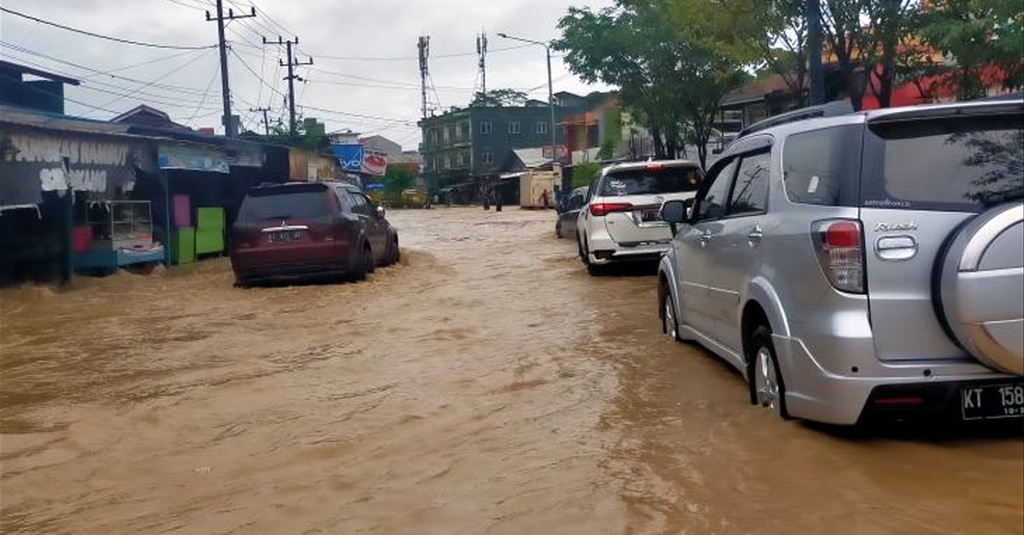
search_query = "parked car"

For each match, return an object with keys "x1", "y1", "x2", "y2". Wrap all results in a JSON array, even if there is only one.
[
  {"x1": 230, "y1": 181, "x2": 399, "y2": 286},
  {"x1": 576, "y1": 160, "x2": 702, "y2": 274},
  {"x1": 658, "y1": 98, "x2": 1024, "y2": 426},
  {"x1": 555, "y1": 186, "x2": 588, "y2": 239}
]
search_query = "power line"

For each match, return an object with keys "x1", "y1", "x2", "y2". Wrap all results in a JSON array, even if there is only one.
[
  {"x1": 312, "y1": 43, "x2": 534, "y2": 62},
  {"x1": 0, "y1": 6, "x2": 218, "y2": 50}
]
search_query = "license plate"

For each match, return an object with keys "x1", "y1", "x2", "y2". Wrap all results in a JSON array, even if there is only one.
[
  {"x1": 961, "y1": 383, "x2": 1024, "y2": 420},
  {"x1": 268, "y1": 230, "x2": 301, "y2": 243},
  {"x1": 640, "y1": 208, "x2": 661, "y2": 222}
]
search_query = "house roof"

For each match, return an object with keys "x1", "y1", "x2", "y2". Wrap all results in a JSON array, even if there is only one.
[
  {"x1": 0, "y1": 60, "x2": 80, "y2": 86},
  {"x1": 0, "y1": 103, "x2": 130, "y2": 136},
  {"x1": 722, "y1": 74, "x2": 806, "y2": 107},
  {"x1": 110, "y1": 104, "x2": 191, "y2": 130}
]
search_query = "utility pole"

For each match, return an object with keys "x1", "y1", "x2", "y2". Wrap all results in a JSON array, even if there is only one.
[
  {"x1": 206, "y1": 0, "x2": 255, "y2": 137},
  {"x1": 418, "y1": 36, "x2": 431, "y2": 195},
  {"x1": 806, "y1": 0, "x2": 824, "y2": 105},
  {"x1": 250, "y1": 106, "x2": 271, "y2": 136},
  {"x1": 476, "y1": 32, "x2": 488, "y2": 96},
  {"x1": 264, "y1": 36, "x2": 312, "y2": 138}
]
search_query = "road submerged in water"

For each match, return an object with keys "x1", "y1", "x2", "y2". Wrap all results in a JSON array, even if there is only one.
[{"x1": 1, "y1": 206, "x2": 1022, "y2": 534}]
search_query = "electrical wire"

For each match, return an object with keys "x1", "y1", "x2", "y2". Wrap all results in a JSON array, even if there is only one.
[
  {"x1": 0, "y1": 6, "x2": 218, "y2": 50},
  {"x1": 185, "y1": 62, "x2": 222, "y2": 126}
]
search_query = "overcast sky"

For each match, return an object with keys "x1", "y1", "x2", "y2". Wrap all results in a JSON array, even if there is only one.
[{"x1": 1, "y1": 0, "x2": 617, "y2": 151}]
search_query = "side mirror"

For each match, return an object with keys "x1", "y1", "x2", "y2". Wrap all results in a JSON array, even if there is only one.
[
  {"x1": 376, "y1": 206, "x2": 386, "y2": 219},
  {"x1": 660, "y1": 199, "x2": 693, "y2": 236}
]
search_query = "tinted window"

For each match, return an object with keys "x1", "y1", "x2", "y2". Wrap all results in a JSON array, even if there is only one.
[
  {"x1": 695, "y1": 159, "x2": 737, "y2": 221},
  {"x1": 863, "y1": 115, "x2": 1023, "y2": 211},
  {"x1": 599, "y1": 166, "x2": 701, "y2": 196},
  {"x1": 728, "y1": 152, "x2": 771, "y2": 215},
  {"x1": 782, "y1": 125, "x2": 862, "y2": 206},
  {"x1": 238, "y1": 188, "x2": 329, "y2": 223}
]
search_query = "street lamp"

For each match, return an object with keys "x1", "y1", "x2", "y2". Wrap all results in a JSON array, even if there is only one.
[{"x1": 497, "y1": 33, "x2": 557, "y2": 170}]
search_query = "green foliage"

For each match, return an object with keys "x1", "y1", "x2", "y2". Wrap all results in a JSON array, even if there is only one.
[
  {"x1": 571, "y1": 162, "x2": 603, "y2": 188},
  {"x1": 917, "y1": 0, "x2": 1024, "y2": 100},
  {"x1": 265, "y1": 113, "x2": 329, "y2": 152},
  {"x1": 470, "y1": 89, "x2": 529, "y2": 107},
  {"x1": 556, "y1": 0, "x2": 752, "y2": 170}
]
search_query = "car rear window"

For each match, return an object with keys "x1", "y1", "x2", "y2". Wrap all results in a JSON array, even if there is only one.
[
  {"x1": 599, "y1": 166, "x2": 701, "y2": 197},
  {"x1": 238, "y1": 186, "x2": 330, "y2": 223},
  {"x1": 862, "y1": 114, "x2": 1023, "y2": 212}
]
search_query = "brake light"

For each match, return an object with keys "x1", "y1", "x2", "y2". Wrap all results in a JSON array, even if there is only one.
[
  {"x1": 812, "y1": 219, "x2": 865, "y2": 294},
  {"x1": 589, "y1": 202, "x2": 633, "y2": 217}
]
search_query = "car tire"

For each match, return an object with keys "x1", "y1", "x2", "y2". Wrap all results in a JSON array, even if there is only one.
[
  {"x1": 389, "y1": 237, "x2": 400, "y2": 265},
  {"x1": 364, "y1": 244, "x2": 375, "y2": 274},
  {"x1": 351, "y1": 243, "x2": 370, "y2": 281},
  {"x1": 747, "y1": 325, "x2": 790, "y2": 420},
  {"x1": 660, "y1": 282, "x2": 681, "y2": 342},
  {"x1": 555, "y1": 220, "x2": 563, "y2": 239}
]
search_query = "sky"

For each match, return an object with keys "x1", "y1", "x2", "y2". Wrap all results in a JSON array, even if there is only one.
[{"x1": 0, "y1": 0, "x2": 618, "y2": 151}]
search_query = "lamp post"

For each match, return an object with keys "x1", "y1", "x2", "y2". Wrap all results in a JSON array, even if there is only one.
[{"x1": 497, "y1": 33, "x2": 557, "y2": 170}]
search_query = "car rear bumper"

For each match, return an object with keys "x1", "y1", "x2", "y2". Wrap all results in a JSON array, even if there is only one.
[
  {"x1": 774, "y1": 334, "x2": 1020, "y2": 425},
  {"x1": 587, "y1": 233, "x2": 670, "y2": 265},
  {"x1": 230, "y1": 246, "x2": 348, "y2": 283}
]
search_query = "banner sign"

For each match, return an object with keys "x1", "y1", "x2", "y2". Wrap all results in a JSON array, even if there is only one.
[
  {"x1": 158, "y1": 144, "x2": 229, "y2": 173},
  {"x1": 332, "y1": 144, "x2": 364, "y2": 172},
  {"x1": 361, "y1": 148, "x2": 388, "y2": 176}
]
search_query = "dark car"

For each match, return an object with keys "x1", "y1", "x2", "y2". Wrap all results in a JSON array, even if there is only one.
[
  {"x1": 555, "y1": 186, "x2": 588, "y2": 239},
  {"x1": 230, "y1": 181, "x2": 399, "y2": 286}
]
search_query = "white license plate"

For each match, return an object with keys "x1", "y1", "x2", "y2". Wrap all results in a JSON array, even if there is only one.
[
  {"x1": 961, "y1": 383, "x2": 1024, "y2": 420},
  {"x1": 269, "y1": 230, "x2": 302, "y2": 243}
]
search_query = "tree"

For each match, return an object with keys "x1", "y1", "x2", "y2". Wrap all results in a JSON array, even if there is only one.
[
  {"x1": 470, "y1": 89, "x2": 529, "y2": 107},
  {"x1": 917, "y1": 0, "x2": 1024, "y2": 100},
  {"x1": 819, "y1": 0, "x2": 917, "y2": 110},
  {"x1": 556, "y1": 0, "x2": 751, "y2": 170}
]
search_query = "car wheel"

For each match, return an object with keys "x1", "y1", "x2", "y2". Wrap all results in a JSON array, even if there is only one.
[
  {"x1": 364, "y1": 244, "x2": 375, "y2": 274},
  {"x1": 661, "y1": 284, "x2": 680, "y2": 342},
  {"x1": 555, "y1": 220, "x2": 563, "y2": 239},
  {"x1": 389, "y1": 237, "x2": 400, "y2": 265},
  {"x1": 748, "y1": 325, "x2": 789, "y2": 419},
  {"x1": 351, "y1": 244, "x2": 369, "y2": 281}
]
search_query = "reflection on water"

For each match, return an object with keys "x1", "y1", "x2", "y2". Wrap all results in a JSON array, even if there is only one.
[{"x1": 1, "y1": 207, "x2": 1021, "y2": 534}]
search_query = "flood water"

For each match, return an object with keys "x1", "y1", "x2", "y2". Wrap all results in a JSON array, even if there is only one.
[{"x1": 1, "y1": 206, "x2": 1021, "y2": 534}]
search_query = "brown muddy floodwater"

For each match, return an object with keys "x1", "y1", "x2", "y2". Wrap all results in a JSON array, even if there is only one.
[{"x1": 1, "y1": 206, "x2": 1021, "y2": 535}]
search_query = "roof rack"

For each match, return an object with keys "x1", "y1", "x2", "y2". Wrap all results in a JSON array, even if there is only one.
[{"x1": 736, "y1": 100, "x2": 854, "y2": 139}]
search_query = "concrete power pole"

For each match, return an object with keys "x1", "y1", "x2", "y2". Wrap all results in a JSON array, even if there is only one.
[
  {"x1": 807, "y1": 0, "x2": 824, "y2": 105},
  {"x1": 250, "y1": 106, "x2": 271, "y2": 136},
  {"x1": 476, "y1": 32, "x2": 488, "y2": 96},
  {"x1": 206, "y1": 0, "x2": 255, "y2": 137},
  {"x1": 264, "y1": 36, "x2": 312, "y2": 138}
]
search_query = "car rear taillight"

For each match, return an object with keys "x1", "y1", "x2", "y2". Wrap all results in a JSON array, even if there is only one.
[
  {"x1": 589, "y1": 202, "x2": 633, "y2": 217},
  {"x1": 812, "y1": 219, "x2": 865, "y2": 294}
]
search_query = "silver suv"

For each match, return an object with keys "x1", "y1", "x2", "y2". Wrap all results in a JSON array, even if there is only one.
[{"x1": 658, "y1": 98, "x2": 1023, "y2": 426}]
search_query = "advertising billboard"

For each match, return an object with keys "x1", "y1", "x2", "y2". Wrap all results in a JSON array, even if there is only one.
[{"x1": 331, "y1": 144, "x2": 364, "y2": 172}]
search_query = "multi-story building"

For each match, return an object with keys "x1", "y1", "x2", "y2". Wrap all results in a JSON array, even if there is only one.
[{"x1": 419, "y1": 102, "x2": 573, "y2": 191}]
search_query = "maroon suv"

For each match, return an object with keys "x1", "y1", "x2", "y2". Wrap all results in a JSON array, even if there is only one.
[{"x1": 230, "y1": 182, "x2": 399, "y2": 285}]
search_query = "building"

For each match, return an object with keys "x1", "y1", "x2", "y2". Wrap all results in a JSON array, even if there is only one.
[
  {"x1": 418, "y1": 101, "x2": 577, "y2": 193},
  {"x1": 0, "y1": 60, "x2": 80, "y2": 115}
]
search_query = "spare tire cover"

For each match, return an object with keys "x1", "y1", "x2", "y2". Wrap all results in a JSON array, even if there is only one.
[{"x1": 939, "y1": 203, "x2": 1024, "y2": 375}]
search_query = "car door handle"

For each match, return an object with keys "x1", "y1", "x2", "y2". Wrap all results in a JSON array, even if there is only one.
[{"x1": 747, "y1": 225, "x2": 763, "y2": 245}]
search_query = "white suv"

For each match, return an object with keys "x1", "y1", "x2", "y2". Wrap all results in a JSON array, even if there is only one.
[{"x1": 576, "y1": 160, "x2": 702, "y2": 275}]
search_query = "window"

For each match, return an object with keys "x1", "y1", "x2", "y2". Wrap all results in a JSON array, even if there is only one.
[
  {"x1": 598, "y1": 166, "x2": 702, "y2": 196},
  {"x1": 443, "y1": 127, "x2": 450, "y2": 143},
  {"x1": 444, "y1": 154, "x2": 452, "y2": 169},
  {"x1": 508, "y1": 120, "x2": 521, "y2": 134},
  {"x1": 536, "y1": 121, "x2": 549, "y2": 135},
  {"x1": 728, "y1": 152, "x2": 771, "y2": 215},
  {"x1": 481, "y1": 121, "x2": 493, "y2": 134},
  {"x1": 482, "y1": 152, "x2": 494, "y2": 164},
  {"x1": 430, "y1": 128, "x2": 439, "y2": 144},
  {"x1": 783, "y1": 125, "x2": 860, "y2": 207},
  {"x1": 694, "y1": 159, "x2": 738, "y2": 221},
  {"x1": 863, "y1": 115, "x2": 1023, "y2": 212},
  {"x1": 460, "y1": 151, "x2": 470, "y2": 166},
  {"x1": 460, "y1": 121, "x2": 471, "y2": 139}
]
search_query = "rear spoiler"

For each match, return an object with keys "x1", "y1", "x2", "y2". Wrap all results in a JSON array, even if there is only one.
[{"x1": 867, "y1": 98, "x2": 1023, "y2": 125}]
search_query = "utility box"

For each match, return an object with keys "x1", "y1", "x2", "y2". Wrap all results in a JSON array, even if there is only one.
[{"x1": 519, "y1": 168, "x2": 560, "y2": 209}]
